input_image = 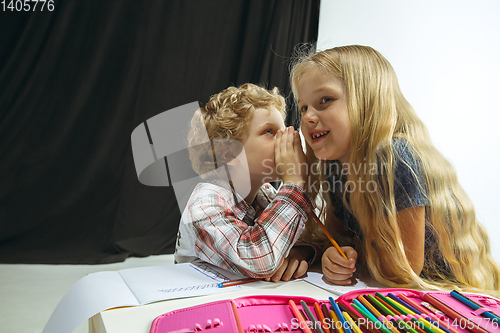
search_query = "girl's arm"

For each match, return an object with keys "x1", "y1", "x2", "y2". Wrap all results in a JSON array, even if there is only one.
[{"x1": 380, "y1": 206, "x2": 426, "y2": 278}]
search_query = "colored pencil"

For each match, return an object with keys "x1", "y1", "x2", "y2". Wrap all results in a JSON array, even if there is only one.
[
  {"x1": 367, "y1": 295, "x2": 395, "y2": 316},
  {"x1": 315, "y1": 302, "x2": 332, "y2": 333},
  {"x1": 423, "y1": 293, "x2": 489, "y2": 333},
  {"x1": 377, "y1": 293, "x2": 413, "y2": 316},
  {"x1": 289, "y1": 299, "x2": 314, "y2": 333},
  {"x1": 300, "y1": 309, "x2": 315, "y2": 333},
  {"x1": 392, "y1": 315, "x2": 427, "y2": 333},
  {"x1": 358, "y1": 296, "x2": 402, "y2": 333},
  {"x1": 365, "y1": 295, "x2": 420, "y2": 333},
  {"x1": 312, "y1": 212, "x2": 348, "y2": 260},
  {"x1": 343, "y1": 311, "x2": 363, "y2": 333},
  {"x1": 320, "y1": 303, "x2": 333, "y2": 328},
  {"x1": 388, "y1": 293, "x2": 420, "y2": 314},
  {"x1": 375, "y1": 293, "x2": 433, "y2": 333},
  {"x1": 323, "y1": 303, "x2": 344, "y2": 333},
  {"x1": 398, "y1": 294, "x2": 458, "y2": 333},
  {"x1": 352, "y1": 302, "x2": 393, "y2": 333},
  {"x1": 375, "y1": 295, "x2": 402, "y2": 316},
  {"x1": 217, "y1": 277, "x2": 259, "y2": 288},
  {"x1": 450, "y1": 290, "x2": 500, "y2": 322},
  {"x1": 420, "y1": 302, "x2": 445, "y2": 317},
  {"x1": 338, "y1": 302, "x2": 381, "y2": 333},
  {"x1": 398, "y1": 294, "x2": 431, "y2": 315},
  {"x1": 330, "y1": 297, "x2": 353, "y2": 333},
  {"x1": 380, "y1": 294, "x2": 447, "y2": 333},
  {"x1": 302, "y1": 300, "x2": 325, "y2": 333},
  {"x1": 330, "y1": 308, "x2": 346, "y2": 333}
]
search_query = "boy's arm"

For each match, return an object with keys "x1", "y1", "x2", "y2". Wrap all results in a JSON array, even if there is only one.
[
  {"x1": 267, "y1": 242, "x2": 318, "y2": 282},
  {"x1": 191, "y1": 183, "x2": 313, "y2": 278}
]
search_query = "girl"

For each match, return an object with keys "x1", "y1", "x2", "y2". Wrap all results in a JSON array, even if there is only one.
[{"x1": 291, "y1": 45, "x2": 500, "y2": 296}]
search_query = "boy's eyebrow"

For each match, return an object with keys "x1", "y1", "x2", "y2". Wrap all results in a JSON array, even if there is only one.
[{"x1": 259, "y1": 122, "x2": 277, "y2": 129}]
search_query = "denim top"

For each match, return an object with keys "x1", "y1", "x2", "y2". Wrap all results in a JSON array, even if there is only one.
[{"x1": 327, "y1": 139, "x2": 429, "y2": 239}]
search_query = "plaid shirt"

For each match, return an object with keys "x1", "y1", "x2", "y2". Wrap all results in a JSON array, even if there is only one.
[{"x1": 174, "y1": 180, "x2": 314, "y2": 278}]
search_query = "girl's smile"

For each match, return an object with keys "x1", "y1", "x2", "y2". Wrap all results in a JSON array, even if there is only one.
[
  {"x1": 297, "y1": 68, "x2": 351, "y2": 162},
  {"x1": 308, "y1": 129, "x2": 331, "y2": 143}
]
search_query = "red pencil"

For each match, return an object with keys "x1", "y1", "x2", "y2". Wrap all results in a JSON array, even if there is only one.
[{"x1": 217, "y1": 277, "x2": 259, "y2": 288}]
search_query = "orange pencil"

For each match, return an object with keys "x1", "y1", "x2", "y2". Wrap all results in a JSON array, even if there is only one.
[
  {"x1": 289, "y1": 299, "x2": 314, "y2": 333},
  {"x1": 314, "y1": 302, "x2": 332, "y2": 333},
  {"x1": 312, "y1": 212, "x2": 348, "y2": 259}
]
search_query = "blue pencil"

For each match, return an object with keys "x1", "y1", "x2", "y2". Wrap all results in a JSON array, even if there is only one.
[
  {"x1": 388, "y1": 293, "x2": 420, "y2": 314},
  {"x1": 450, "y1": 290, "x2": 499, "y2": 322},
  {"x1": 329, "y1": 297, "x2": 353, "y2": 333}
]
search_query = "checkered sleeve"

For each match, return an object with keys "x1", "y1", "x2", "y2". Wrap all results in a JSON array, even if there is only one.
[{"x1": 190, "y1": 184, "x2": 313, "y2": 278}]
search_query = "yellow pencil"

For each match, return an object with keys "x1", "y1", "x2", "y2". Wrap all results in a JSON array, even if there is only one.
[
  {"x1": 342, "y1": 311, "x2": 363, "y2": 333},
  {"x1": 312, "y1": 212, "x2": 348, "y2": 259},
  {"x1": 330, "y1": 309, "x2": 346, "y2": 333}
]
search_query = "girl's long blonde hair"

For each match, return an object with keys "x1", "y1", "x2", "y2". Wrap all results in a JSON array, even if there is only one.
[{"x1": 291, "y1": 45, "x2": 500, "y2": 296}]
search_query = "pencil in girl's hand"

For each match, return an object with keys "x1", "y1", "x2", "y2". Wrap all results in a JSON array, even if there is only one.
[
  {"x1": 311, "y1": 212, "x2": 348, "y2": 259},
  {"x1": 217, "y1": 277, "x2": 259, "y2": 288}
]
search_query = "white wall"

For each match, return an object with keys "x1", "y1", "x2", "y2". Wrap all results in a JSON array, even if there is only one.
[{"x1": 317, "y1": 0, "x2": 500, "y2": 261}]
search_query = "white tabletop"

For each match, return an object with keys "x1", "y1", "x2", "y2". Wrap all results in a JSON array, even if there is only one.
[{"x1": 89, "y1": 279, "x2": 347, "y2": 333}]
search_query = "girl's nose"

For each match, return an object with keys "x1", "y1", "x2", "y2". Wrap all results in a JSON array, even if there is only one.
[{"x1": 301, "y1": 108, "x2": 319, "y2": 124}]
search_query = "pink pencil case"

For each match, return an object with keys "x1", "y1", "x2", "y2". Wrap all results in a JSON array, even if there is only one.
[
  {"x1": 336, "y1": 288, "x2": 500, "y2": 333},
  {"x1": 149, "y1": 295, "x2": 329, "y2": 333},
  {"x1": 150, "y1": 289, "x2": 500, "y2": 333}
]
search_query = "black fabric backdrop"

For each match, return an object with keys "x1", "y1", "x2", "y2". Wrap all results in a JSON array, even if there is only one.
[{"x1": 0, "y1": 1, "x2": 320, "y2": 264}]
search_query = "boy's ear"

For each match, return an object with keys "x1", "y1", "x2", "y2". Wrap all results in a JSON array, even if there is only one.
[{"x1": 226, "y1": 154, "x2": 240, "y2": 166}]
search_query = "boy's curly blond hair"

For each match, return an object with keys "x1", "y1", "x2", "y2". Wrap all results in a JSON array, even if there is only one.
[{"x1": 188, "y1": 83, "x2": 286, "y2": 178}]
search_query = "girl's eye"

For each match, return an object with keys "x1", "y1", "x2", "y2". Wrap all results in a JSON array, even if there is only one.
[
  {"x1": 321, "y1": 97, "x2": 333, "y2": 104},
  {"x1": 300, "y1": 105, "x2": 308, "y2": 114},
  {"x1": 264, "y1": 128, "x2": 274, "y2": 134}
]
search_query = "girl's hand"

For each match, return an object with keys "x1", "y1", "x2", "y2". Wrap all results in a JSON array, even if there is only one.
[
  {"x1": 322, "y1": 246, "x2": 357, "y2": 285},
  {"x1": 274, "y1": 126, "x2": 307, "y2": 188},
  {"x1": 265, "y1": 247, "x2": 309, "y2": 282}
]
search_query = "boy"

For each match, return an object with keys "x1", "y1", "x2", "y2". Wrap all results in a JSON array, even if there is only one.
[{"x1": 174, "y1": 83, "x2": 315, "y2": 281}]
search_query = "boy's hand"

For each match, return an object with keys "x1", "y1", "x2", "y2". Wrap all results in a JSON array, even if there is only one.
[
  {"x1": 274, "y1": 126, "x2": 307, "y2": 188},
  {"x1": 322, "y1": 246, "x2": 357, "y2": 285},
  {"x1": 265, "y1": 247, "x2": 308, "y2": 282}
]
